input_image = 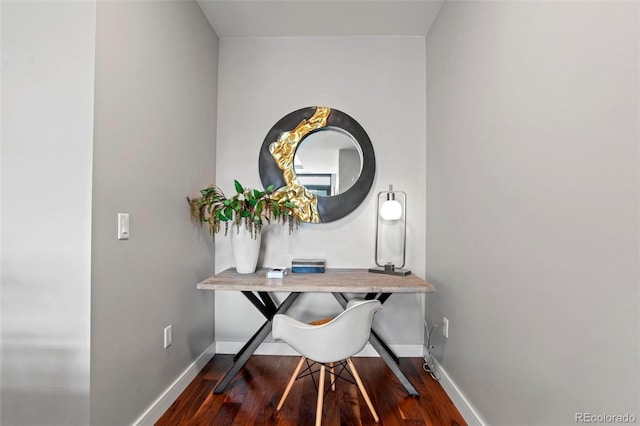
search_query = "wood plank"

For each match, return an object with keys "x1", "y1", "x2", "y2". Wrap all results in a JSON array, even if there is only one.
[
  {"x1": 155, "y1": 355, "x2": 466, "y2": 426},
  {"x1": 402, "y1": 357, "x2": 467, "y2": 426}
]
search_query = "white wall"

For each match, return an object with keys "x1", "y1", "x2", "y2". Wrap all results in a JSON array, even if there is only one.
[
  {"x1": 1, "y1": 1, "x2": 96, "y2": 424},
  {"x1": 91, "y1": 2, "x2": 218, "y2": 425},
  {"x1": 425, "y1": 1, "x2": 639, "y2": 424},
  {"x1": 216, "y1": 36, "x2": 427, "y2": 353}
]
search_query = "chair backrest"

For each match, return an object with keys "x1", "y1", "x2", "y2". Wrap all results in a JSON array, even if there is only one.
[{"x1": 272, "y1": 299, "x2": 382, "y2": 363}]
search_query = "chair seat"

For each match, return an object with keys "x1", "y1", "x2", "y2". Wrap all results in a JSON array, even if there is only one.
[{"x1": 272, "y1": 299, "x2": 382, "y2": 425}]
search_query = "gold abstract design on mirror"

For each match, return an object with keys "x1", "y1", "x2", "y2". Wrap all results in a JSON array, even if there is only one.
[{"x1": 268, "y1": 106, "x2": 331, "y2": 223}]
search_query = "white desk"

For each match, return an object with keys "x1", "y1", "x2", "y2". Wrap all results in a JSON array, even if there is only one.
[{"x1": 198, "y1": 267, "x2": 436, "y2": 396}]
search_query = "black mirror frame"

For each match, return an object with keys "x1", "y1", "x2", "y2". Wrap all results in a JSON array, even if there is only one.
[{"x1": 259, "y1": 106, "x2": 376, "y2": 223}]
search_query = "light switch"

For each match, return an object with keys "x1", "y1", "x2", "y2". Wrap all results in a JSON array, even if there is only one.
[
  {"x1": 164, "y1": 325, "x2": 172, "y2": 349},
  {"x1": 118, "y1": 213, "x2": 130, "y2": 240}
]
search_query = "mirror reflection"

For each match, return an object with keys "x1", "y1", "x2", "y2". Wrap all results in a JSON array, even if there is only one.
[
  {"x1": 293, "y1": 129, "x2": 363, "y2": 196},
  {"x1": 259, "y1": 106, "x2": 376, "y2": 223}
]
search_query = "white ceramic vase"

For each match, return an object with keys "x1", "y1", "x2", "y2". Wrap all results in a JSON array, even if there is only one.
[{"x1": 230, "y1": 225, "x2": 261, "y2": 274}]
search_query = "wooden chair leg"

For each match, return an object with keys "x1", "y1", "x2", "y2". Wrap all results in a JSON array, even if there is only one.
[
  {"x1": 347, "y1": 358, "x2": 379, "y2": 422},
  {"x1": 315, "y1": 364, "x2": 326, "y2": 426},
  {"x1": 277, "y1": 356, "x2": 306, "y2": 412},
  {"x1": 330, "y1": 362, "x2": 336, "y2": 391}
]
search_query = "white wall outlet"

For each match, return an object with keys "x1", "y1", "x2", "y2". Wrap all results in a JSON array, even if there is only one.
[
  {"x1": 117, "y1": 213, "x2": 130, "y2": 240},
  {"x1": 443, "y1": 317, "x2": 449, "y2": 338},
  {"x1": 163, "y1": 325, "x2": 172, "y2": 348}
]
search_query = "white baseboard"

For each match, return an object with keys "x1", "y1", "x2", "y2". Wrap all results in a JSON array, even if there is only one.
[
  {"x1": 427, "y1": 349, "x2": 486, "y2": 426},
  {"x1": 132, "y1": 342, "x2": 216, "y2": 426},
  {"x1": 215, "y1": 340, "x2": 424, "y2": 357}
]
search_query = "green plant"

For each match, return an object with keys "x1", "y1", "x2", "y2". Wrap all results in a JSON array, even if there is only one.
[{"x1": 188, "y1": 180, "x2": 298, "y2": 239}]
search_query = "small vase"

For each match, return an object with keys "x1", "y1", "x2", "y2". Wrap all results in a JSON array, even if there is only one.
[{"x1": 230, "y1": 225, "x2": 261, "y2": 274}]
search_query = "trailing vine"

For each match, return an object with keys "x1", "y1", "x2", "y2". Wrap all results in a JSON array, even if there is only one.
[{"x1": 188, "y1": 180, "x2": 299, "y2": 239}]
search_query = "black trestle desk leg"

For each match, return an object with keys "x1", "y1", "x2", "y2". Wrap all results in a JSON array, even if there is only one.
[
  {"x1": 370, "y1": 329, "x2": 399, "y2": 364},
  {"x1": 258, "y1": 292, "x2": 278, "y2": 313},
  {"x1": 368, "y1": 331, "x2": 419, "y2": 397},
  {"x1": 370, "y1": 292, "x2": 398, "y2": 363},
  {"x1": 234, "y1": 320, "x2": 268, "y2": 362},
  {"x1": 214, "y1": 292, "x2": 301, "y2": 394},
  {"x1": 377, "y1": 293, "x2": 392, "y2": 304},
  {"x1": 241, "y1": 291, "x2": 271, "y2": 319},
  {"x1": 234, "y1": 292, "x2": 275, "y2": 362},
  {"x1": 332, "y1": 292, "x2": 349, "y2": 309}
]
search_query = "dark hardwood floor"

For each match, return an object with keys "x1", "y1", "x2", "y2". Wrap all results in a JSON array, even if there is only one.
[{"x1": 156, "y1": 355, "x2": 466, "y2": 426}]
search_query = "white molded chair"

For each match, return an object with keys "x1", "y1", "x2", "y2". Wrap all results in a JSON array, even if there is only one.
[{"x1": 272, "y1": 299, "x2": 382, "y2": 425}]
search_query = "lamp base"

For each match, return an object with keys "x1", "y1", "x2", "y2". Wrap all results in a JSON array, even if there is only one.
[{"x1": 368, "y1": 266, "x2": 411, "y2": 276}]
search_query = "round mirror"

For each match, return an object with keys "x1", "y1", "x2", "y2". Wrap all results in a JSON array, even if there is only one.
[
  {"x1": 293, "y1": 129, "x2": 363, "y2": 196},
  {"x1": 259, "y1": 106, "x2": 376, "y2": 223}
]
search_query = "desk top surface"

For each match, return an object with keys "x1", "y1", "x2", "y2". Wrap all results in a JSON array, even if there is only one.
[{"x1": 197, "y1": 268, "x2": 436, "y2": 293}]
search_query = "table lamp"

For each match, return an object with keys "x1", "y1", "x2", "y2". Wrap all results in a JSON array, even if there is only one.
[{"x1": 369, "y1": 185, "x2": 410, "y2": 276}]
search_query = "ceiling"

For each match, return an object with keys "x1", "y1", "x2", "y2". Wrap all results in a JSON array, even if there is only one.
[{"x1": 196, "y1": 0, "x2": 444, "y2": 37}]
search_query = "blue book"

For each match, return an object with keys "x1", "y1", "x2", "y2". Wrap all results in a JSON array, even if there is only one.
[{"x1": 291, "y1": 266, "x2": 325, "y2": 273}]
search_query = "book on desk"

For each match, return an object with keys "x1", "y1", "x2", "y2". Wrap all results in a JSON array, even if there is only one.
[
  {"x1": 291, "y1": 258, "x2": 325, "y2": 273},
  {"x1": 267, "y1": 268, "x2": 288, "y2": 278}
]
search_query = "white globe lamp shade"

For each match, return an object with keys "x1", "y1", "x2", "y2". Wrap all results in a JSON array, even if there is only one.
[{"x1": 380, "y1": 199, "x2": 402, "y2": 221}]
